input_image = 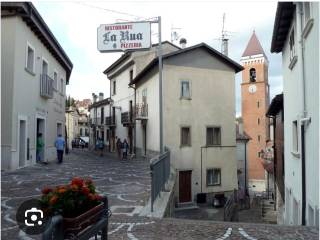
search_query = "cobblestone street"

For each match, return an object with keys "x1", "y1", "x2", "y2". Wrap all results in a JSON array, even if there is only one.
[{"x1": 1, "y1": 150, "x2": 318, "y2": 239}]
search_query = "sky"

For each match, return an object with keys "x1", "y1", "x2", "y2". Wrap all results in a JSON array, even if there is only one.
[{"x1": 34, "y1": 0, "x2": 283, "y2": 116}]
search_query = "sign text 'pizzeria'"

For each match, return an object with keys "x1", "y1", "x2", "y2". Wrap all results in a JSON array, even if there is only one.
[{"x1": 97, "y1": 22, "x2": 151, "y2": 52}]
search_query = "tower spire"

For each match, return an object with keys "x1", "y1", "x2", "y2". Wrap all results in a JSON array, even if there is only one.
[{"x1": 242, "y1": 31, "x2": 267, "y2": 59}]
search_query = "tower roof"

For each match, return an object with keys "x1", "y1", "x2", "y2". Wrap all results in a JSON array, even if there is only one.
[{"x1": 242, "y1": 31, "x2": 267, "y2": 59}]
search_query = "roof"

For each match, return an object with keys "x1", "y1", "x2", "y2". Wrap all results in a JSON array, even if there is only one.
[
  {"x1": 271, "y1": 2, "x2": 295, "y2": 53},
  {"x1": 242, "y1": 31, "x2": 267, "y2": 58},
  {"x1": 1, "y1": 2, "x2": 73, "y2": 83},
  {"x1": 103, "y1": 41, "x2": 180, "y2": 75},
  {"x1": 131, "y1": 43, "x2": 244, "y2": 85},
  {"x1": 236, "y1": 124, "x2": 251, "y2": 141},
  {"x1": 266, "y1": 93, "x2": 283, "y2": 117},
  {"x1": 88, "y1": 98, "x2": 111, "y2": 110}
]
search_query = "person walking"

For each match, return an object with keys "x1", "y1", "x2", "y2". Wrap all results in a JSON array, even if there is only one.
[
  {"x1": 36, "y1": 133, "x2": 44, "y2": 163},
  {"x1": 116, "y1": 137, "x2": 122, "y2": 160},
  {"x1": 55, "y1": 134, "x2": 65, "y2": 164},
  {"x1": 122, "y1": 139, "x2": 129, "y2": 160},
  {"x1": 98, "y1": 138, "x2": 104, "y2": 157}
]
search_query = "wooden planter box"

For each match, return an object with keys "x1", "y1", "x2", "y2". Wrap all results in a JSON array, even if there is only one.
[{"x1": 63, "y1": 202, "x2": 104, "y2": 238}]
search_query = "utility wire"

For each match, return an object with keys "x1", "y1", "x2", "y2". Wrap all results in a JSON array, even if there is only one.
[{"x1": 74, "y1": 2, "x2": 146, "y2": 20}]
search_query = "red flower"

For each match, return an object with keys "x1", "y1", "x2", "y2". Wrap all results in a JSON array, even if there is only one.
[
  {"x1": 49, "y1": 195, "x2": 58, "y2": 205},
  {"x1": 95, "y1": 194, "x2": 103, "y2": 201},
  {"x1": 71, "y1": 177, "x2": 84, "y2": 187},
  {"x1": 58, "y1": 187, "x2": 67, "y2": 194},
  {"x1": 42, "y1": 187, "x2": 52, "y2": 195},
  {"x1": 70, "y1": 184, "x2": 79, "y2": 191},
  {"x1": 82, "y1": 187, "x2": 90, "y2": 195},
  {"x1": 85, "y1": 178, "x2": 93, "y2": 185},
  {"x1": 88, "y1": 193, "x2": 95, "y2": 201}
]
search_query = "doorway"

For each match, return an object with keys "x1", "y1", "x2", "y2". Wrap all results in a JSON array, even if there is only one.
[
  {"x1": 19, "y1": 120, "x2": 27, "y2": 167},
  {"x1": 36, "y1": 118, "x2": 45, "y2": 162},
  {"x1": 179, "y1": 170, "x2": 192, "y2": 203},
  {"x1": 57, "y1": 123, "x2": 62, "y2": 136}
]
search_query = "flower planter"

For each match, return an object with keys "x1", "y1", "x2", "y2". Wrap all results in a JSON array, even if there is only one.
[{"x1": 63, "y1": 202, "x2": 104, "y2": 238}]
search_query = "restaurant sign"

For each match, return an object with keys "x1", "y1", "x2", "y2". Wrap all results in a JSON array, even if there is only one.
[{"x1": 97, "y1": 22, "x2": 151, "y2": 52}]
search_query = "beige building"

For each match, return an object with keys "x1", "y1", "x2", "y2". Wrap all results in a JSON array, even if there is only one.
[
  {"x1": 130, "y1": 43, "x2": 243, "y2": 203},
  {"x1": 65, "y1": 107, "x2": 81, "y2": 149},
  {"x1": 1, "y1": 2, "x2": 72, "y2": 169}
]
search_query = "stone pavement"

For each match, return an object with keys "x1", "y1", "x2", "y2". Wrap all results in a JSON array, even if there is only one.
[{"x1": 1, "y1": 150, "x2": 318, "y2": 240}]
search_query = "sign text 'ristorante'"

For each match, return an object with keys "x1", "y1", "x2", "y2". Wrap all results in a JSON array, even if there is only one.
[{"x1": 97, "y1": 22, "x2": 151, "y2": 52}]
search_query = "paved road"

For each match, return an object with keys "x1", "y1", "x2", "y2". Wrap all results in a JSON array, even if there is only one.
[{"x1": 1, "y1": 150, "x2": 318, "y2": 240}]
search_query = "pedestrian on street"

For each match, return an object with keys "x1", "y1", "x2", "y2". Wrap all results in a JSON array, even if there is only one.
[
  {"x1": 122, "y1": 139, "x2": 129, "y2": 160},
  {"x1": 116, "y1": 137, "x2": 122, "y2": 159},
  {"x1": 238, "y1": 186, "x2": 245, "y2": 209},
  {"x1": 98, "y1": 138, "x2": 104, "y2": 157},
  {"x1": 36, "y1": 133, "x2": 44, "y2": 163},
  {"x1": 55, "y1": 134, "x2": 65, "y2": 164}
]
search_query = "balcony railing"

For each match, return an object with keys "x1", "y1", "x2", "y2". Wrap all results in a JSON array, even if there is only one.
[
  {"x1": 105, "y1": 116, "x2": 116, "y2": 126},
  {"x1": 40, "y1": 74, "x2": 54, "y2": 99},
  {"x1": 121, "y1": 111, "x2": 133, "y2": 125},
  {"x1": 135, "y1": 103, "x2": 148, "y2": 120},
  {"x1": 89, "y1": 117, "x2": 101, "y2": 126}
]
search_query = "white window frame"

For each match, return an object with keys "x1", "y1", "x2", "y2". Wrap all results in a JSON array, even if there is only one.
[
  {"x1": 112, "y1": 80, "x2": 116, "y2": 96},
  {"x1": 206, "y1": 168, "x2": 221, "y2": 186},
  {"x1": 291, "y1": 120, "x2": 300, "y2": 157},
  {"x1": 180, "y1": 80, "x2": 191, "y2": 99},
  {"x1": 25, "y1": 42, "x2": 35, "y2": 74}
]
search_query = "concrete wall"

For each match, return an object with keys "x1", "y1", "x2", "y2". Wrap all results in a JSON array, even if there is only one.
[
  {"x1": 1, "y1": 16, "x2": 67, "y2": 170},
  {"x1": 282, "y1": 2, "x2": 319, "y2": 226}
]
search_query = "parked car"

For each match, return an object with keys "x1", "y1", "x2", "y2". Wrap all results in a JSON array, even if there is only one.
[{"x1": 72, "y1": 137, "x2": 88, "y2": 148}]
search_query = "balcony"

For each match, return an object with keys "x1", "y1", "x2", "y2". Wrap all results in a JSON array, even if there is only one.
[
  {"x1": 89, "y1": 117, "x2": 102, "y2": 126},
  {"x1": 135, "y1": 103, "x2": 148, "y2": 120},
  {"x1": 40, "y1": 74, "x2": 54, "y2": 99},
  {"x1": 105, "y1": 116, "x2": 116, "y2": 127},
  {"x1": 121, "y1": 111, "x2": 133, "y2": 126}
]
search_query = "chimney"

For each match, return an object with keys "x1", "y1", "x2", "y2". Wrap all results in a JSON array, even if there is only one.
[
  {"x1": 92, "y1": 93, "x2": 97, "y2": 103},
  {"x1": 179, "y1": 38, "x2": 187, "y2": 49},
  {"x1": 99, "y1": 92, "x2": 104, "y2": 101}
]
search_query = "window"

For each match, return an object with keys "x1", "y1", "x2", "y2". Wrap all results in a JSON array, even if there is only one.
[
  {"x1": 206, "y1": 127, "x2": 221, "y2": 146},
  {"x1": 258, "y1": 135, "x2": 261, "y2": 142},
  {"x1": 53, "y1": 72, "x2": 58, "y2": 90},
  {"x1": 257, "y1": 101, "x2": 260, "y2": 108},
  {"x1": 289, "y1": 29, "x2": 296, "y2": 61},
  {"x1": 101, "y1": 107, "x2": 104, "y2": 124},
  {"x1": 258, "y1": 118, "x2": 260, "y2": 125},
  {"x1": 142, "y1": 88, "x2": 147, "y2": 104},
  {"x1": 26, "y1": 44, "x2": 35, "y2": 73},
  {"x1": 129, "y1": 69, "x2": 133, "y2": 81},
  {"x1": 249, "y1": 68, "x2": 256, "y2": 82},
  {"x1": 180, "y1": 127, "x2": 191, "y2": 146},
  {"x1": 112, "y1": 81, "x2": 116, "y2": 95},
  {"x1": 207, "y1": 168, "x2": 221, "y2": 186},
  {"x1": 60, "y1": 79, "x2": 64, "y2": 95},
  {"x1": 42, "y1": 59, "x2": 48, "y2": 75},
  {"x1": 181, "y1": 80, "x2": 191, "y2": 98},
  {"x1": 292, "y1": 120, "x2": 298, "y2": 152},
  {"x1": 80, "y1": 128, "x2": 83, "y2": 136}
]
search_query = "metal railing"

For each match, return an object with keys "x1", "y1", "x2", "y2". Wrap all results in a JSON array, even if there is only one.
[
  {"x1": 223, "y1": 189, "x2": 238, "y2": 221},
  {"x1": 121, "y1": 111, "x2": 133, "y2": 125},
  {"x1": 42, "y1": 196, "x2": 110, "y2": 240},
  {"x1": 150, "y1": 149, "x2": 170, "y2": 212},
  {"x1": 40, "y1": 74, "x2": 54, "y2": 99},
  {"x1": 135, "y1": 103, "x2": 148, "y2": 119},
  {"x1": 105, "y1": 116, "x2": 116, "y2": 126}
]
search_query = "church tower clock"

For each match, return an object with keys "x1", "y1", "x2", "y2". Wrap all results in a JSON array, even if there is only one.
[{"x1": 241, "y1": 31, "x2": 270, "y2": 191}]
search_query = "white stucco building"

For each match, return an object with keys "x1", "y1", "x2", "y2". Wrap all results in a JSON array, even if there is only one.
[
  {"x1": 88, "y1": 93, "x2": 111, "y2": 150},
  {"x1": 271, "y1": 2, "x2": 319, "y2": 226},
  {"x1": 1, "y1": 2, "x2": 73, "y2": 170},
  {"x1": 65, "y1": 107, "x2": 80, "y2": 149}
]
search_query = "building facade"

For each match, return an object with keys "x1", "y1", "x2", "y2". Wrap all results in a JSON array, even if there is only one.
[
  {"x1": 129, "y1": 43, "x2": 243, "y2": 203},
  {"x1": 271, "y1": 2, "x2": 319, "y2": 226},
  {"x1": 240, "y1": 31, "x2": 270, "y2": 192},
  {"x1": 88, "y1": 93, "x2": 111, "y2": 150},
  {"x1": 65, "y1": 107, "x2": 80, "y2": 149},
  {"x1": 1, "y1": 2, "x2": 72, "y2": 169}
]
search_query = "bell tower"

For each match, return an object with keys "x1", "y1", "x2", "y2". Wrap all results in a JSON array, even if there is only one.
[{"x1": 240, "y1": 31, "x2": 270, "y2": 191}]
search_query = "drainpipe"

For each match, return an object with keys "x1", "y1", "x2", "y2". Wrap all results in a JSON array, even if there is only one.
[
  {"x1": 129, "y1": 84, "x2": 136, "y2": 155},
  {"x1": 244, "y1": 140, "x2": 247, "y2": 193}
]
